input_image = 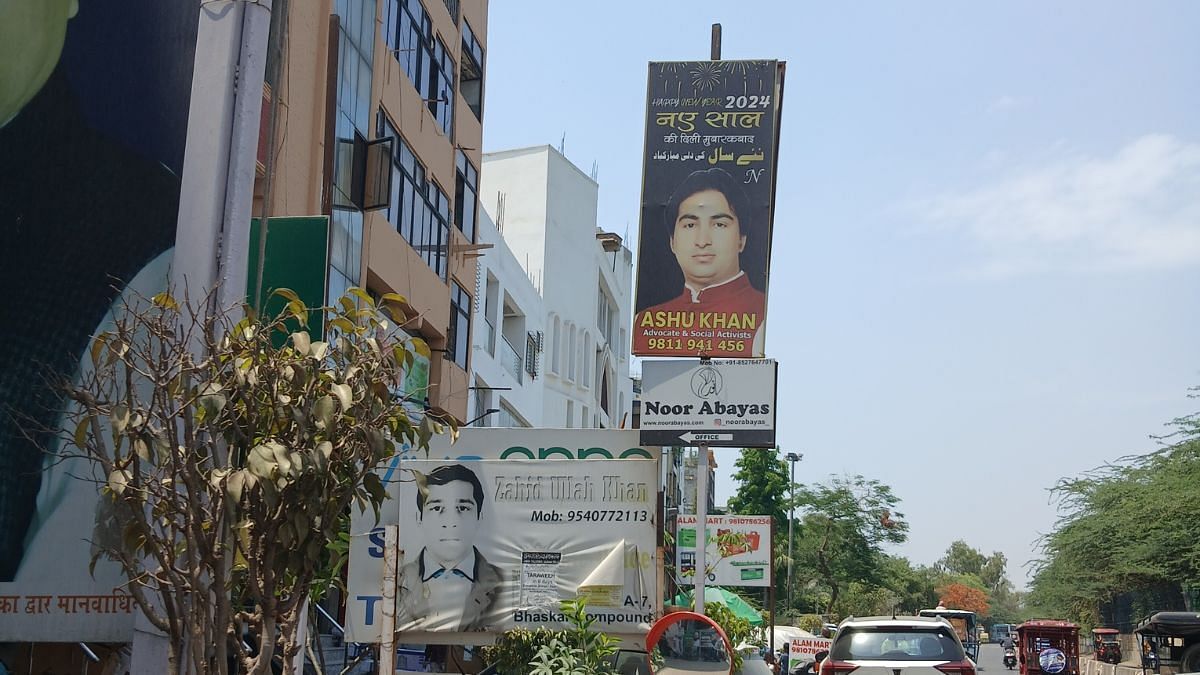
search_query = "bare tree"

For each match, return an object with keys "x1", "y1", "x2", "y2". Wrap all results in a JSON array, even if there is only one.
[{"x1": 60, "y1": 287, "x2": 446, "y2": 675}]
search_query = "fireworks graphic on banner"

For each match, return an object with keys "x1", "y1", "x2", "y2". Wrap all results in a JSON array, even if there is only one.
[{"x1": 690, "y1": 62, "x2": 723, "y2": 92}]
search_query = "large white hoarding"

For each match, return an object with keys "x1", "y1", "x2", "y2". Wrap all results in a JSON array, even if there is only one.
[{"x1": 347, "y1": 458, "x2": 659, "y2": 643}]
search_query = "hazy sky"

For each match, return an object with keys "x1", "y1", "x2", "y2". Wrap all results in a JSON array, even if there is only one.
[{"x1": 480, "y1": 1, "x2": 1200, "y2": 586}]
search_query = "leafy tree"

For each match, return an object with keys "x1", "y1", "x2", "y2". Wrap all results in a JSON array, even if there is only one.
[
  {"x1": 938, "y1": 540, "x2": 987, "y2": 577},
  {"x1": 792, "y1": 474, "x2": 908, "y2": 612},
  {"x1": 1029, "y1": 388, "x2": 1200, "y2": 624},
  {"x1": 980, "y1": 552, "x2": 1009, "y2": 593},
  {"x1": 937, "y1": 582, "x2": 991, "y2": 615},
  {"x1": 880, "y1": 556, "x2": 940, "y2": 614},
  {"x1": 727, "y1": 448, "x2": 791, "y2": 533},
  {"x1": 61, "y1": 288, "x2": 441, "y2": 675}
]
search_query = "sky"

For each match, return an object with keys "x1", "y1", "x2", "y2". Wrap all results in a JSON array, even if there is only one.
[{"x1": 479, "y1": 1, "x2": 1200, "y2": 587}]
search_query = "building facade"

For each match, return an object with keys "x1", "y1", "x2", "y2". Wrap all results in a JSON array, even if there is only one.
[
  {"x1": 254, "y1": 0, "x2": 490, "y2": 424},
  {"x1": 477, "y1": 145, "x2": 636, "y2": 430},
  {"x1": 466, "y1": 207, "x2": 545, "y2": 428}
]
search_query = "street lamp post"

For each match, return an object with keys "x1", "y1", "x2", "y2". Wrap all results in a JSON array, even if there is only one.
[{"x1": 785, "y1": 451, "x2": 802, "y2": 622}]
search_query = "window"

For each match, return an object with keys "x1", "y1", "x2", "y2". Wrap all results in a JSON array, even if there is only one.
[
  {"x1": 831, "y1": 628, "x2": 965, "y2": 662},
  {"x1": 447, "y1": 282, "x2": 471, "y2": 370},
  {"x1": 565, "y1": 400, "x2": 574, "y2": 428},
  {"x1": 454, "y1": 150, "x2": 478, "y2": 242},
  {"x1": 384, "y1": 0, "x2": 454, "y2": 136},
  {"x1": 597, "y1": 285, "x2": 615, "y2": 344},
  {"x1": 378, "y1": 111, "x2": 450, "y2": 278},
  {"x1": 581, "y1": 405, "x2": 589, "y2": 428},
  {"x1": 581, "y1": 332, "x2": 592, "y2": 388},
  {"x1": 551, "y1": 316, "x2": 561, "y2": 374},
  {"x1": 567, "y1": 324, "x2": 577, "y2": 381},
  {"x1": 524, "y1": 332, "x2": 539, "y2": 379},
  {"x1": 426, "y1": 35, "x2": 455, "y2": 136},
  {"x1": 460, "y1": 20, "x2": 484, "y2": 120}
]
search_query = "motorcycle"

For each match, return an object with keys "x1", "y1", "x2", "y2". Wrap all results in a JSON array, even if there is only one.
[{"x1": 1004, "y1": 647, "x2": 1017, "y2": 670}]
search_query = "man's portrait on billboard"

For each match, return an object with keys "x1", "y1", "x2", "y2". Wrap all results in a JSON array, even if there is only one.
[
  {"x1": 632, "y1": 167, "x2": 767, "y2": 357},
  {"x1": 396, "y1": 464, "x2": 506, "y2": 632}
]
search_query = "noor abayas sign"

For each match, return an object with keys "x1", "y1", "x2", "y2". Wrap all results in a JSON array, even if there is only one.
[{"x1": 632, "y1": 60, "x2": 785, "y2": 359}]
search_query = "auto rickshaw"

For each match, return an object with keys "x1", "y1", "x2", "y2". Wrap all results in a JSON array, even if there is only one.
[
  {"x1": 1016, "y1": 620, "x2": 1080, "y2": 675},
  {"x1": 1092, "y1": 628, "x2": 1122, "y2": 665}
]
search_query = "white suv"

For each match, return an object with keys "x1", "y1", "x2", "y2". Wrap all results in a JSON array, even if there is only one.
[{"x1": 818, "y1": 616, "x2": 976, "y2": 675}]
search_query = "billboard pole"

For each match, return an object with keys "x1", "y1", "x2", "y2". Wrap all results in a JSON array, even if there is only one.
[
  {"x1": 694, "y1": 444, "x2": 709, "y2": 615},
  {"x1": 693, "y1": 19, "x2": 721, "y2": 621}
]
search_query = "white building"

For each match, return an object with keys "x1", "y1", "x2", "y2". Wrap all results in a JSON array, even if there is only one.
[
  {"x1": 475, "y1": 145, "x2": 635, "y2": 429},
  {"x1": 467, "y1": 207, "x2": 544, "y2": 428}
]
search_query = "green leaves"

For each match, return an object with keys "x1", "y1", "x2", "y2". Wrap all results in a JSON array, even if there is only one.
[{"x1": 64, "y1": 285, "x2": 446, "y2": 675}]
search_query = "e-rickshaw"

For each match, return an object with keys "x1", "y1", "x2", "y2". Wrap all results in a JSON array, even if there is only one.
[
  {"x1": 1092, "y1": 628, "x2": 1122, "y2": 665},
  {"x1": 1016, "y1": 620, "x2": 1080, "y2": 675},
  {"x1": 920, "y1": 608, "x2": 979, "y2": 661},
  {"x1": 1133, "y1": 611, "x2": 1200, "y2": 674}
]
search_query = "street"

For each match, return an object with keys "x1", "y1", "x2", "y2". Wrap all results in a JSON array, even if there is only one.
[{"x1": 976, "y1": 643, "x2": 1010, "y2": 673}]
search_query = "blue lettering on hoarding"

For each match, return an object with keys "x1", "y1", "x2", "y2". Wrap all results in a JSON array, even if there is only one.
[
  {"x1": 357, "y1": 595, "x2": 382, "y2": 625},
  {"x1": 368, "y1": 528, "x2": 385, "y2": 558}
]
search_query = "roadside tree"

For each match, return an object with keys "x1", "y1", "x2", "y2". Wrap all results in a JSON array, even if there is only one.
[
  {"x1": 792, "y1": 475, "x2": 908, "y2": 613},
  {"x1": 59, "y1": 288, "x2": 440, "y2": 675}
]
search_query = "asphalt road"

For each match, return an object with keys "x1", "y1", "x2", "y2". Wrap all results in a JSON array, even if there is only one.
[{"x1": 978, "y1": 643, "x2": 1016, "y2": 673}]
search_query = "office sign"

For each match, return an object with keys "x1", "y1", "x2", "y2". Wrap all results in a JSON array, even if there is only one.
[
  {"x1": 632, "y1": 60, "x2": 785, "y2": 358},
  {"x1": 639, "y1": 359, "x2": 777, "y2": 447},
  {"x1": 676, "y1": 514, "x2": 772, "y2": 588},
  {"x1": 345, "y1": 459, "x2": 658, "y2": 643}
]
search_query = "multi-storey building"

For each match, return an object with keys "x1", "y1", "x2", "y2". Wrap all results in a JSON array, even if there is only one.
[
  {"x1": 254, "y1": 0, "x2": 489, "y2": 424},
  {"x1": 475, "y1": 145, "x2": 635, "y2": 429},
  {"x1": 466, "y1": 207, "x2": 545, "y2": 428}
]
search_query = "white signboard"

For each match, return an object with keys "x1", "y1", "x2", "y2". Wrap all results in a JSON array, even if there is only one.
[
  {"x1": 676, "y1": 514, "x2": 772, "y2": 587},
  {"x1": 391, "y1": 427, "x2": 655, "y2": 462},
  {"x1": 790, "y1": 637, "x2": 833, "y2": 664},
  {"x1": 346, "y1": 458, "x2": 658, "y2": 643},
  {"x1": 640, "y1": 359, "x2": 777, "y2": 448}
]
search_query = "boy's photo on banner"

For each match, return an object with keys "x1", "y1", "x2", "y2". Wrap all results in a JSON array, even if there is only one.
[
  {"x1": 632, "y1": 60, "x2": 784, "y2": 359},
  {"x1": 346, "y1": 458, "x2": 659, "y2": 642}
]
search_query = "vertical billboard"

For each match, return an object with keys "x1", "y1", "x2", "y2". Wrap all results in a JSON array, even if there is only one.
[
  {"x1": 0, "y1": 0, "x2": 199, "y2": 641},
  {"x1": 632, "y1": 61, "x2": 784, "y2": 359},
  {"x1": 346, "y1": 458, "x2": 658, "y2": 644},
  {"x1": 676, "y1": 514, "x2": 772, "y2": 588}
]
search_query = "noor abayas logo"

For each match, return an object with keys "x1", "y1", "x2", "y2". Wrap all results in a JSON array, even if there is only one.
[{"x1": 690, "y1": 366, "x2": 722, "y2": 399}]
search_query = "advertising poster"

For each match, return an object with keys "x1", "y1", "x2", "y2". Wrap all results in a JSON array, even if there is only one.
[
  {"x1": 676, "y1": 514, "x2": 772, "y2": 588},
  {"x1": 632, "y1": 60, "x2": 784, "y2": 359},
  {"x1": 0, "y1": 0, "x2": 199, "y2": 641},
  {"x1": 790, "y1": 637, "x2": 834, "y2": 665},
  {"x1": 346, "y1": 458, "x2": 659, "y2": 643},
  {"x1": 640, "y1": 359, "x2": 777, "y2": 448}
]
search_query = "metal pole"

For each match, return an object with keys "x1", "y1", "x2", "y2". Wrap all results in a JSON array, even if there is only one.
[
  {"x1": 694, "y1": 445, "x2": 709, "y2": 615},
  {"x1": 379, "y1": 525, "x2": 398, "y2": 675},
  {"x1": 786, "y1": 452, "x2": 801, "y2": 622},
  {"x1": 693, "y1": 22, "x2": 720, "y2": 619},
  {"x1": 789, "y1": 456, "x2": 795, "y2": 618}
]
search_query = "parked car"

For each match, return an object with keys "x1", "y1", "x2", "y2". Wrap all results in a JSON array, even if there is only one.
[{"x1": 816, "y1": 616, "x2": 976, "y2": 675}]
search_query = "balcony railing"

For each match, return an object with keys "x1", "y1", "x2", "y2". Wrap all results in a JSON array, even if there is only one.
[
  {"x1": 500, "y1": 335, "x2": 523, "y2": 384},
  {"x1": 484, "y1": 315, "x2": 496, "y2": 356}
]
